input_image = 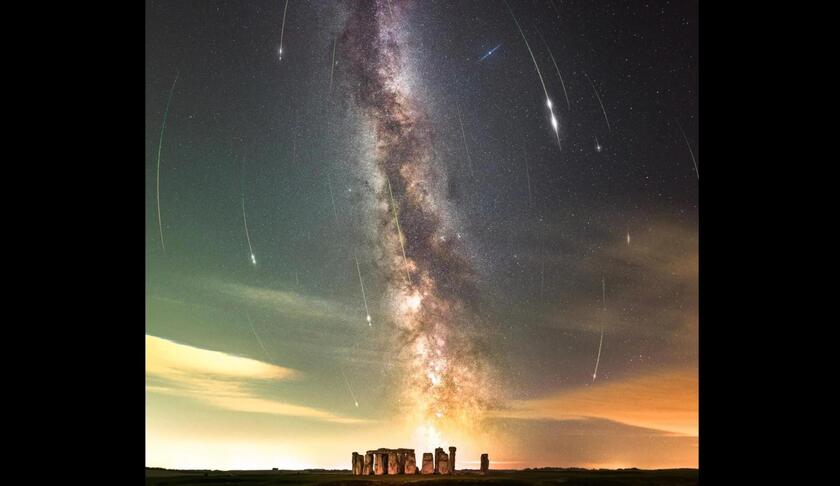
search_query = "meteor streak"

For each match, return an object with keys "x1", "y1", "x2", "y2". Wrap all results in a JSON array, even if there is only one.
[
  {"x1": 246, "y1": 311, "x2": 270, "y2": 362},
  {"x1": 155, "y1": 71, "x2": 179, "y2": 253},
  {"x1": 326, "y1": 173, "x2": 339, "y2": 225},
  {"x1": 524, "y1": 155, "x2": 533, "y2": 206},
  {"x1": 340, "y1": 368, "x2": 359, "y2": 407},
  {"x1": 503, "y1": 0, "x2": 561, "y2": 149},
  {"x1": 592, "y1": 275, "x2": 606, "y2": 382},
  {"x1": 329, "y1": 35, "x2": 337, "y2": 93},
  {"x1": 594, "y1": 134, "x2": 602, "y2": 152},
  {"x1": 675, "y1": 118, "x2": 699, "y2": 180},
  {"x1": 540, "y1": 260, "x2": 545, "y2": 298},
  {"x1": 242, "y1": 195, "x2": 257, "y2": 265},
  {"x1": 584, "y1": 71, "x2": 611, "y2": 132},
  {"x1": 278, "y1": 0, "x2": 289, "y2": 61},
  {"x1": 387, "y1": 176, "x2": 412, "y2": 285},
  {"x1": 354, "y1": 251, "x2": 372, "y2": 327},
  {"x1": 456, "y1": 103, "x2": 474, "y2": 178},
  {"x1": 534, "y1": 25, "x2": 570, "y2": 111},
  {"x1": 478, "y1": 43, "x2": 501, "y2": 62}
]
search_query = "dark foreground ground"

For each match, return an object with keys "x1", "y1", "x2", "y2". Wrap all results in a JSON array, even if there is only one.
[{"x1": 146, "y1": 468, "x2": 698, "y2": 486}]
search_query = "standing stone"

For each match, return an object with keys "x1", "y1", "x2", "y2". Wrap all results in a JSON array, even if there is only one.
[
  {"x1": 438, "y1": 452, "x2": 450, "y2": 475},
  {"x1": 374, "y1": 453, "x2": 385, "y2": 475},
  {"x1": 480, "y1": 453, "x2": 489, "y2": 474},
  {"x1": 363, "y1": 453, "x2": 373, "y2": 475},
  {"x1": 449, "y1": 447, "x2": 456, "y2": 472},
  {"x1": 352, "y1": 452, "x2": 361, "y2": 475},
  {"x1": 421, "y1": 453, "x2": 434, "y2": 474},
  {"x1": 434, "y1": 447, "x2": 443, "y2": 473},
  {"x1": 388, "y1": 452, "x2": 399, "y2": 475},
  {"x1": 404, "y1": 450, "x2": 417, "y2": 475},
  {"x1": 355, "y1": 454, "x2": 364, "y2": 475},
  {"x1": 397, "y1": 451, "x2": 406, "y2": 474}
]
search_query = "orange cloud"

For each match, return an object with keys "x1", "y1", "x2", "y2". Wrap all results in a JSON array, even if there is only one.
[
  {"x1": 496, "y1": 367, "x2": 698, "y2": 437},
  {"x1": 146, "y1": 335, "x2": 369, "y2": 425}
]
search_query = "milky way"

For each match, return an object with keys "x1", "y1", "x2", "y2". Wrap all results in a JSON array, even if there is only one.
[{"x1": 339, "y1": 0, "x2": 496, "y2": 433}]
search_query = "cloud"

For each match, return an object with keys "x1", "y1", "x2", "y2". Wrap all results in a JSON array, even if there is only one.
[
  {"x1": 200, "y1": 278, "x2": 357, "y2": 323},
  {"x1": 146, "y1": 335, "x2": 369, "y2": 425},
  {"x1": 147, "y1": 333, "x2": 299, "y2": 381},
  {"x1": 150, "y1": 272, "x2": 358, "y2": 326},
  {"x1": 511, "y1": 214, "x2": 699, "y2": 368},
  {"x1": 486, "y1": 416, "x2": 698, "y2": 469},
  {"x1": 492, "y1": 367, "x2": 698, "y2": 437}
]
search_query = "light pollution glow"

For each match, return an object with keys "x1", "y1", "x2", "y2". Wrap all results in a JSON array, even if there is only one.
[{"x1": 146, "y1": 334, "x2": 697, "y2": 469}]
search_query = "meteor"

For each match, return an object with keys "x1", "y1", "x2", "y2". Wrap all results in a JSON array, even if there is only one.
[
  {"x1": 456, "y1": 103, "x2": 474, "y2": 178},
  {"x1": 539, "y1": 260, "x2": 545, "y2": 299},
  {"x1": 584, "y1": 71, "x2": 611, "y2": 132},
  {"x1": 593, "y1": 327, "x2": 604, "y2": 382},
  {"x1": 626, "y1": 230, "x2": 631, "y2": 246},
  {"x1": 242, "y1": 195, "x2": 256, "y2": 265},
  {"x1": 478, "y1": 43, "x2": 501, "y2": 62},
  {"x1": 340, "y1": 368, "x2": 359, "y2": 407},
  {"x1": 592, "y1": 275, "x2": 606, "y2": 382},
  {"x1": 278, "y1": 0, "x2": 289, "y2": 61},
  {"x1": 524, "y1": 156, "x2": 533, "y2": 206},
  {"x1": 594, "y1": 134, "x2": 602, "y2": 152},
  {"x1": 246, "y1": 311, "x2": 271, "y2": 362},
  {"x1": 387, "y1": 176, "x2": 412, "y2": 285},
  {"x1": 502, "y1": 0, "x2": 561, "y2": 149},
  {"x1": 675, "y1": 118, "x2": 699, "y2": 180},
  {"x1": 534, "y1": 25, "x2": 570, "y2": 111},
  {"x1": 354, "y1": 251, "x2": 372, "y2": 327},
  {"x1": 155, "y1": 71, "x2": 179, "y2": 253},
  {"x1": 326, "y1": 172, "x2": 339, "y2": 226},
  {"x1": 329, "y1": 35, "x2": 337, "y2": 93}
]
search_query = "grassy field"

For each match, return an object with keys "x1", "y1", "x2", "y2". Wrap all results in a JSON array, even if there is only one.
[{"x1": 145, "y1": 468, "x2": 698, "y2": 485}]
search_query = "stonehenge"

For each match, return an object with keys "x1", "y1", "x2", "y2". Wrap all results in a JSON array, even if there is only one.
[
  {"x1": 388, "y1": 452, "x2": 400, "y2": 475},
  {"x1": 362, "y1": 453, "x2": 372, "y2": 475},
  {"x1": 351, "y1": 446, "x2": 467, "y2": 475},
  {"x1": 421, "y1": 452, "x2": 434, "y2": 474},
  {"x1": 404, "y1": 450, "x2": 417, "y2": 474}
]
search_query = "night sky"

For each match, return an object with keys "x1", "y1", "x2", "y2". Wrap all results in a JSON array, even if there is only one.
[{"x1": 146, "y1": 0, "x2": 698, "y2": 470}]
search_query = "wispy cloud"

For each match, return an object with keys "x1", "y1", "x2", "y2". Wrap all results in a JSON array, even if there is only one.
[
  {"x1": 510, "y1": 215, "x2": 698, "y2": 367},
  {"x1": 146, "y1": 335, "x2": 369, "y2": 425},
  {"x1": 492, "y1": 367, "x2": 698, "y2": 437},
  {"x1": 149, "y1": 272, "x2": 358, "y2": 324},
  {"x1": 187, "y1": 277, "x2": 359, "y2": 325}
]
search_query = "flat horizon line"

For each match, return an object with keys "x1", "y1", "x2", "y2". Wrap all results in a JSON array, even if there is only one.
[{"x1": 145, "y1": 466, "x2": 699, "y2": 473}]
